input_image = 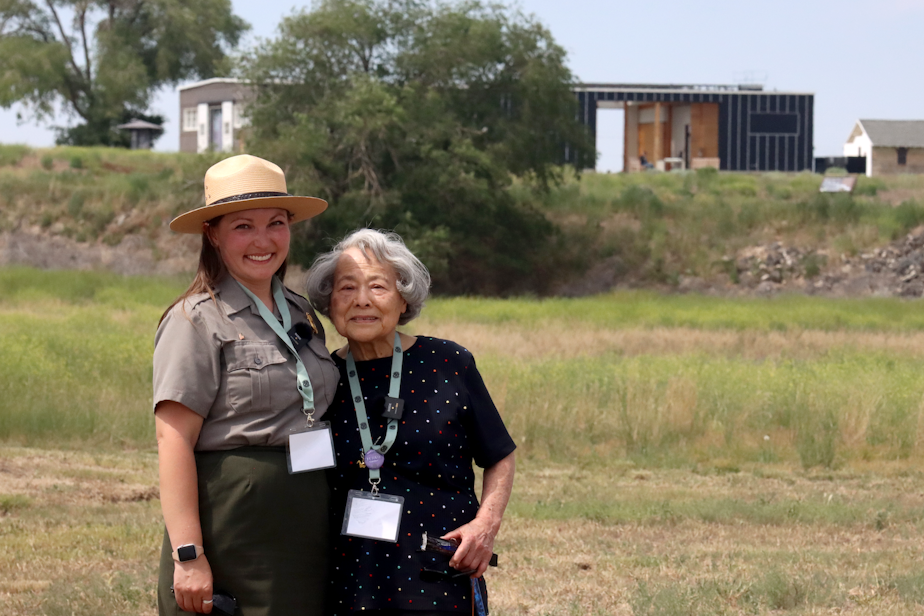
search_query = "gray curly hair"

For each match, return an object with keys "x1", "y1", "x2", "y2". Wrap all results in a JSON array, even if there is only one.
[{"x1": 305, "y1": 228, "x2": 431, "y2": 325}]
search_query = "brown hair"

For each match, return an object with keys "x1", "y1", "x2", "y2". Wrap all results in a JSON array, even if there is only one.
[{"x1": 158, "y1": 216, "x2": 289, "y2": 325}]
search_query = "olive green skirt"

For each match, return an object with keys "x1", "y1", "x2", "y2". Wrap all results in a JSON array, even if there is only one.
[{"x1": 157, "y1": 447, "x2": 329, "y2": 616}]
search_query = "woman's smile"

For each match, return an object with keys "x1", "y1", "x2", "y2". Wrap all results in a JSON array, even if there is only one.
[{"x1": 246, "y1": 253, "x2": 274, "y2": 262}]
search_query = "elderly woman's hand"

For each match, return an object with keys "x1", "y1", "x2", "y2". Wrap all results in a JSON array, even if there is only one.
[
  {"x1": 443, "y1": 452, "x2": 515, "y2": 578},
  {"x1": 442, "y1": 516, "x2": 498, "y2": 579}
]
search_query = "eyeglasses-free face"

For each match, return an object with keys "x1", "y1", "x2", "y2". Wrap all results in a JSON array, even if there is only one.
[
  {"x1": 329, "y1": 247, "x2": 408, "y2": 360},
  {"x1": 206, "y1": 207, "x2": 291, "y2": 297}
]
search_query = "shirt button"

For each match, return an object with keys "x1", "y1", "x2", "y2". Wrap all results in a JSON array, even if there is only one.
[{"x1": 254, "y1": 357, "x2": 262, "y2": 365}]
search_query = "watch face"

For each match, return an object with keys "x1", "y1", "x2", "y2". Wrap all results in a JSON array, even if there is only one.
[{"x1": 177, "y1": 545, "x2": 198, "y2": 562}]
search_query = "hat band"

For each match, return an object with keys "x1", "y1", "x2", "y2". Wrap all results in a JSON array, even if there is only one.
[{"x1": 208, "y1": 191, "x2": 290, "y2": 206}]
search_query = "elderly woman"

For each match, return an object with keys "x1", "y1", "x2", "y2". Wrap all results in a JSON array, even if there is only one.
[
  {"x1": 306, "y1": 228, "x2": 516, "y2": 616},
  {"x1": 153, "y1": 155, "x2": 338, "y2": 615}
]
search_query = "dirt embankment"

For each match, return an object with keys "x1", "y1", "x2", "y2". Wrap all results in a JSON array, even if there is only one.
[
  {"x1": 0, "y1": 225, "x2": 200, "y2": 276},
  {"x1": 560, "y1": 226, "x2": 924, "y2": 299},
  {"x1": 5, "y1": 207, "x2": 924, "y2": 299}
]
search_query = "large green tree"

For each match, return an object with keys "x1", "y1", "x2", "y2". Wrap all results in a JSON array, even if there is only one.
[
  {"x1": 0, "y1": 0, "x2": 248, "y2": 145},
  {"x1": 243, "y1": 0, "x2": 593, "y2": 295}
]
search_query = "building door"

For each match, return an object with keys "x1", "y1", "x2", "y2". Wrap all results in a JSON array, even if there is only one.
[{"x1": 210, "y1": 107, "x2": 223, "y2": 151}]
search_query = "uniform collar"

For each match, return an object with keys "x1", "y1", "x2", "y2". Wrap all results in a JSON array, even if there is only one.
[{"x1": 215, "y1": 274, "x2": 297, "y2": 318}]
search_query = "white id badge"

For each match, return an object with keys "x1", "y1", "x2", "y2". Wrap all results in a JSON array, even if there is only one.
[
  {"x1": 287, "y1": 422, "x2": 336, "y2": 474},
  {"x1": 341, "y1": 490, "x2": 404, "y2": 542}
]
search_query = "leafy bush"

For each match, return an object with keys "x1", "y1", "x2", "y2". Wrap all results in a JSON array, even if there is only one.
[{"x1": 244, "y1": 0, "x2": 594, "y2": 296}]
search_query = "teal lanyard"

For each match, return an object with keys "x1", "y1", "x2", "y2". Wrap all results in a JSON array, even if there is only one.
[
  {"x1": 235, "y1": 277, "x2": 317, "y2": 422},
  {"x1": 346, "y1": 332, "x2": 402, "y2": 485}
]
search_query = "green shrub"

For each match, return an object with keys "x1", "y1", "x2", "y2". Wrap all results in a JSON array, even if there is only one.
[
  {"x1": 125, "y1": 173, "x2": 151, "y2": 205},
  {"x1": 0, "y1": 493, "x2": 31, "y2": 515},
  {"x1": 41, "y1": 153, "x2": 54, "y2": 170},
  {"x1": 765, "y1": 182, "x2": 792, "y2": 199},
  {"x1": 893, "y1": 200, "x2": 924, "y2": 232},
  {"x1": 0, "y1": 144, "x2": 30, "y2": 166},
  {"x1": 854, "y1": 177, "x2": 886, "y2": 196},
  {"x1": 85, "y1": 204, "x2": 115, "y2": 236},
  {"x1": 802, "y1": 252, "x2": 826, "y2": 278},
  {"x1": 796, "y1": 408, "x2": 839, "y2": 469},
  {"x1": 694, "y1": 166, "x2": 718, "y2": 189},
  {"x1": 68, "y1": 190, "x2": 87, "y2": 216},
  {"x1": 70, "y1": 155, "x2": 84, "y2": 169}
]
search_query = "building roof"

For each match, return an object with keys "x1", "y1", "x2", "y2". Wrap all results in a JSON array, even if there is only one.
[
  {"x1": 574, "y1": 83, "x2": 813, "y2": 95},
  {"x1": 178, "y1": 77, "x2": 244, "y2": 92},
  {"x1": 116, "y1": 118, "x2": 163, "y2": 131},
  {"x1": 859, "y1": 120, "x2": 924, "y2": 148}
]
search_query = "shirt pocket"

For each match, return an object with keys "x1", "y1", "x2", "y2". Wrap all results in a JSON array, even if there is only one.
[{"x1": 223, "y1": 341, "x2": 289, "y2": 413}]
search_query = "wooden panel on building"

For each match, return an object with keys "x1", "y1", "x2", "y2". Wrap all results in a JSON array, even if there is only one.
[
  {"x1": 690, "y1": 103, "x2": 719, "y2": 159},
  {"x1": 638, "y1": 122, "x2": 655, "y2": 162},
  {"x1": 636, "y1": 104, "x2": 673, "y2": 164}
]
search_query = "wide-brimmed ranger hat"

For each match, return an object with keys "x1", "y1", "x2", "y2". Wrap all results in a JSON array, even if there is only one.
[{"x1": 169, "y1": 154, "x2": 328, "y2": 234}]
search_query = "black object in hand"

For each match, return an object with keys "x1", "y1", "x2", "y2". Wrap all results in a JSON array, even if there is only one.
[
  {"x1": 211, "y1": 590, "x2": 237, "y2": 615},
  {"x1": 169, "y1": 587, "x2": 236, "y2": 615}
]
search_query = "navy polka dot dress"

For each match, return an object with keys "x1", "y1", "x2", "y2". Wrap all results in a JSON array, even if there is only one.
[{"x1": 326, "y1": 337, "x2": 516, "y2": 614}]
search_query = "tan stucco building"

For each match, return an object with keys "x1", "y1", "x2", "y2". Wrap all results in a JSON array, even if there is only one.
[{"x1": 844, "y1": 119, "x2": 924, "y2": 177}]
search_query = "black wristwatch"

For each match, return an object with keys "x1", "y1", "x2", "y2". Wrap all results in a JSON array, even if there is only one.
[{"x1": 172, "y1": 544, "x2": 204, "y2": 563}]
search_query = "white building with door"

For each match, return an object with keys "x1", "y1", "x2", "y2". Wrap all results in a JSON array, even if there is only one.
[
  {"x1": 178, "y1": 78, "x2": 252, "y2": 153},
  {"x1": 844, "y1": 119, "x2": 924, "y2": 176}
]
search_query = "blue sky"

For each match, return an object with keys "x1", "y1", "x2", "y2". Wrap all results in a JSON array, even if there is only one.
[{"x1": 2, "y1": 0, "x2": 922, "y2": 171}]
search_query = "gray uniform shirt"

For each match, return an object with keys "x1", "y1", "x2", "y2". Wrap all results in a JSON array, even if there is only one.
[{"x1": 153, "y1": 275, "x2": 339, "y2": 451}]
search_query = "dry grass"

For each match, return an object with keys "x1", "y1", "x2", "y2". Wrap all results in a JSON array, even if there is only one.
[
  {"x1": 5, "y1": 447, "x2": 924, "y2": 615},
  {"x1": 490, "y1": 461, "x2": 924, "y2": 615},
  {"x1": 0, "y1": 447, "x2": 161, "y2": 616},
  {"x1": 318, "y1": 314, "x2": 924, "y2": 469},
  {"x1": 7, "y1": 272, "x2": 924, "y2": 613},
  {"x1": 410, "y1": 319, "x2": 924, "y2": 361}
]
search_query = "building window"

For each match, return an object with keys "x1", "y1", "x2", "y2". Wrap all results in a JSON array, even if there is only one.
[
  {"x1": 897, "y1": 147, "x2": 908, "y2": 166},
  {"x1": 182, "y1": 107, "x2": 198, "y2": 132}
]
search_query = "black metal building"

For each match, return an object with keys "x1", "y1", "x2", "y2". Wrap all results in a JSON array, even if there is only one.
[{"x1": 572, "y1": 84, "x2": 814, "y2": 172}]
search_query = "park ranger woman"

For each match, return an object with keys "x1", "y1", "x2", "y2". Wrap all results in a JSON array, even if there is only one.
[{"x1": 152, "y1": 155, "x2": 338, "y2": 615}]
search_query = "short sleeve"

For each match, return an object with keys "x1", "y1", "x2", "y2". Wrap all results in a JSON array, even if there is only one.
[
  {"x1": 153, "y1": 302, "x2": 221, "y2": 417},
  {"x1": 459, "y1": 355, "x2": 516, "y2": 469}
]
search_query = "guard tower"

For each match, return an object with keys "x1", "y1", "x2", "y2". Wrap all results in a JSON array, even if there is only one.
[{"x1": 116, "y1": 118, "x2": 163, "y2": 150}]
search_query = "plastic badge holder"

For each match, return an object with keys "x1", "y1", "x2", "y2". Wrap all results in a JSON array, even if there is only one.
[
  {"x1": 341, "y1": 489, "x2": 404, "y2": 542},
  {"x1": 287, "y1": 422, "x2": 337, "y2": 473}
]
